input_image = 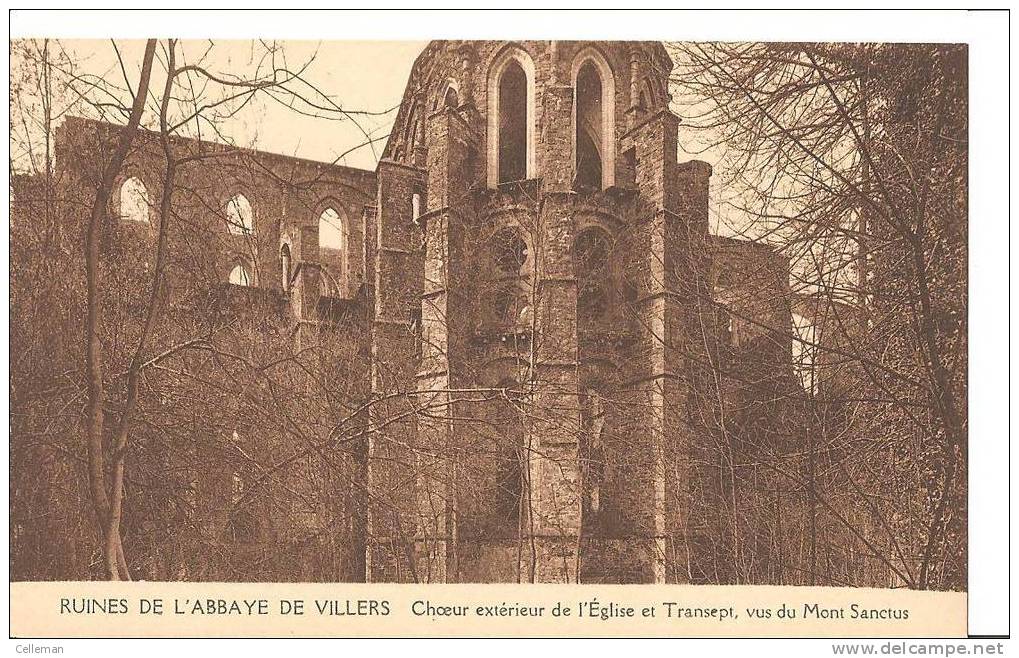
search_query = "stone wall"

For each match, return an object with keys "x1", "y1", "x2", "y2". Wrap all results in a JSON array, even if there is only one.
[
  {"x1": 10, "y1": 42, "x2": 816, "y2": 585},
  {"x1": 10, "y1": 116, "x2": 377, "y2": 581},
  {"x1": 365, "y1": 40, "x2": 799, "y2": 585},
  {"x1": 55, "y1": 116, "x2": 375, "y2": 301}
]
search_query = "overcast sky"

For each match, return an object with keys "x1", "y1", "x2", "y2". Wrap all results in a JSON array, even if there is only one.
[
  {"x1": 15, "y1": 39, "x2": 429, "y2": 172},
  {"x1": 20, "y1": 39, "x2": 727, "y2": 171},
  {"x1": 12, "y1": 38, "x2": 737, "y2": 234}
]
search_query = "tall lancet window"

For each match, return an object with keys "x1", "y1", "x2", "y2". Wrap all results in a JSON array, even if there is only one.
[
  {"x1": 226, "y1": 194, "x2": 254, "y2": 235},
  {"x1": 572, "y1": 50, "x2": 616, "y2": 190},
  {"x1": 119, "y1": 177, "x2": 150, "y2": 223},
  {"x1": 318, "y1": 207, "x2": 345, "y2": 297},
  {"x1": 575, "y1": 62, "x2": 604, "y2": 191},
  {"x1": 319, "y1": 207, "x2": 344, "y2": 252},
  {"x1": 498, "y1": 61, "x2": 528, "y2": 184},
  {"x1": 488, "y1": 47, "x2": 536, "y2": 187}
]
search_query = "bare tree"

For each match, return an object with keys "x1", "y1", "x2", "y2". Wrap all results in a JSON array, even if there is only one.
[
  {"x1": 11, "y1": 38, "x2": 392, "y2": 581},
  {"x1": 10, "y1": 39, "x2": 966, "y2": 589},
  {"x1": 668, "y1": 41, "x2": 967, "y2": 590}
]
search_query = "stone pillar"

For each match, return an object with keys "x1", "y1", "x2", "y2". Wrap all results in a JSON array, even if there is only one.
[
  {"x1": 522, "y1": 85, "x2": 583, "y2": 583},
  {"x1": 361, "y1": 204, "x2": 377, "y2": 289},
  {"x1": 366, "y1": 159, "x2": 424, "y2": 582},
  {"x1": 628, "y1": 110, "x2": 711, "y2": 583},
  {"x1": 411, "y1": 107, "x2": 474, "y2": 582},
  {"x1": 540, "y1": 85, "x2": 575, "y2": 192},
  {"x1": 281, "y1": 222, "x2": 321, "y2": 352},
  {"x1": 277, "y1": 220, "x2": 325, "y2": 540},
  {"x1": 669, "y1": 159, "x2": 712, "y2": 584}
]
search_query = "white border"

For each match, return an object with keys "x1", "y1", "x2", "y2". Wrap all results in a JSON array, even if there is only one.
[{"x1": 6, "y1": 6, "x2": 1012, "y2": 651}]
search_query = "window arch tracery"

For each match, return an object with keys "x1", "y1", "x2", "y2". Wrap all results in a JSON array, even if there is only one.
[
  {"x1": 572, "y1": 48, "x2": 617, "y2": 190},
  {"x1": 487, "y1": 46, "x2": 537, "y2": 186}
]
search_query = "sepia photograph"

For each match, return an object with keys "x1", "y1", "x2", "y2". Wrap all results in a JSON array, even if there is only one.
[{"x1": 6, "y1": 7, "x2": 1009, "y2": 645}]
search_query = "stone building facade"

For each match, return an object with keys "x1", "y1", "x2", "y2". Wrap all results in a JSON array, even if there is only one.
[
  {"x1": 11, "y1": 40, "x2": 821, "y2": 584},
  {"x1": 364, "y1": 40, "x2": 807, "y2": 584}
]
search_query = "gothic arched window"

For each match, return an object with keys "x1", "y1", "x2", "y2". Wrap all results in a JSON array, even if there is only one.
[
  {"x1": 119, "y1": 177, "x2": 150, "y2": 223},
  {"x1": 226, "y1": 194, "x2": 254, "y2": 235},
  {"x1": 572, "y1": 50, "x2": 616, "y2": 190},
  {"x1": 319, "y1": 207, "x2": 344, "y2": 252},
  {"x1": 498, "y1": 61, "x2": 528, "y2": 183},
  {"x1": 575, "y1": 63, "x2": 603, "y2": 190},
  {"x1": 488, "y1": 47, "x2": 536, "y2": 186},
  {"x1": 229, "y1": 261, "x2": 252, "y2": 286}
]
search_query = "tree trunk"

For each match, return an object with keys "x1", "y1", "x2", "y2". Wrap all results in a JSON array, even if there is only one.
[{"x1": 83, "y1": 38, "x2": 157, "y2": 580}]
